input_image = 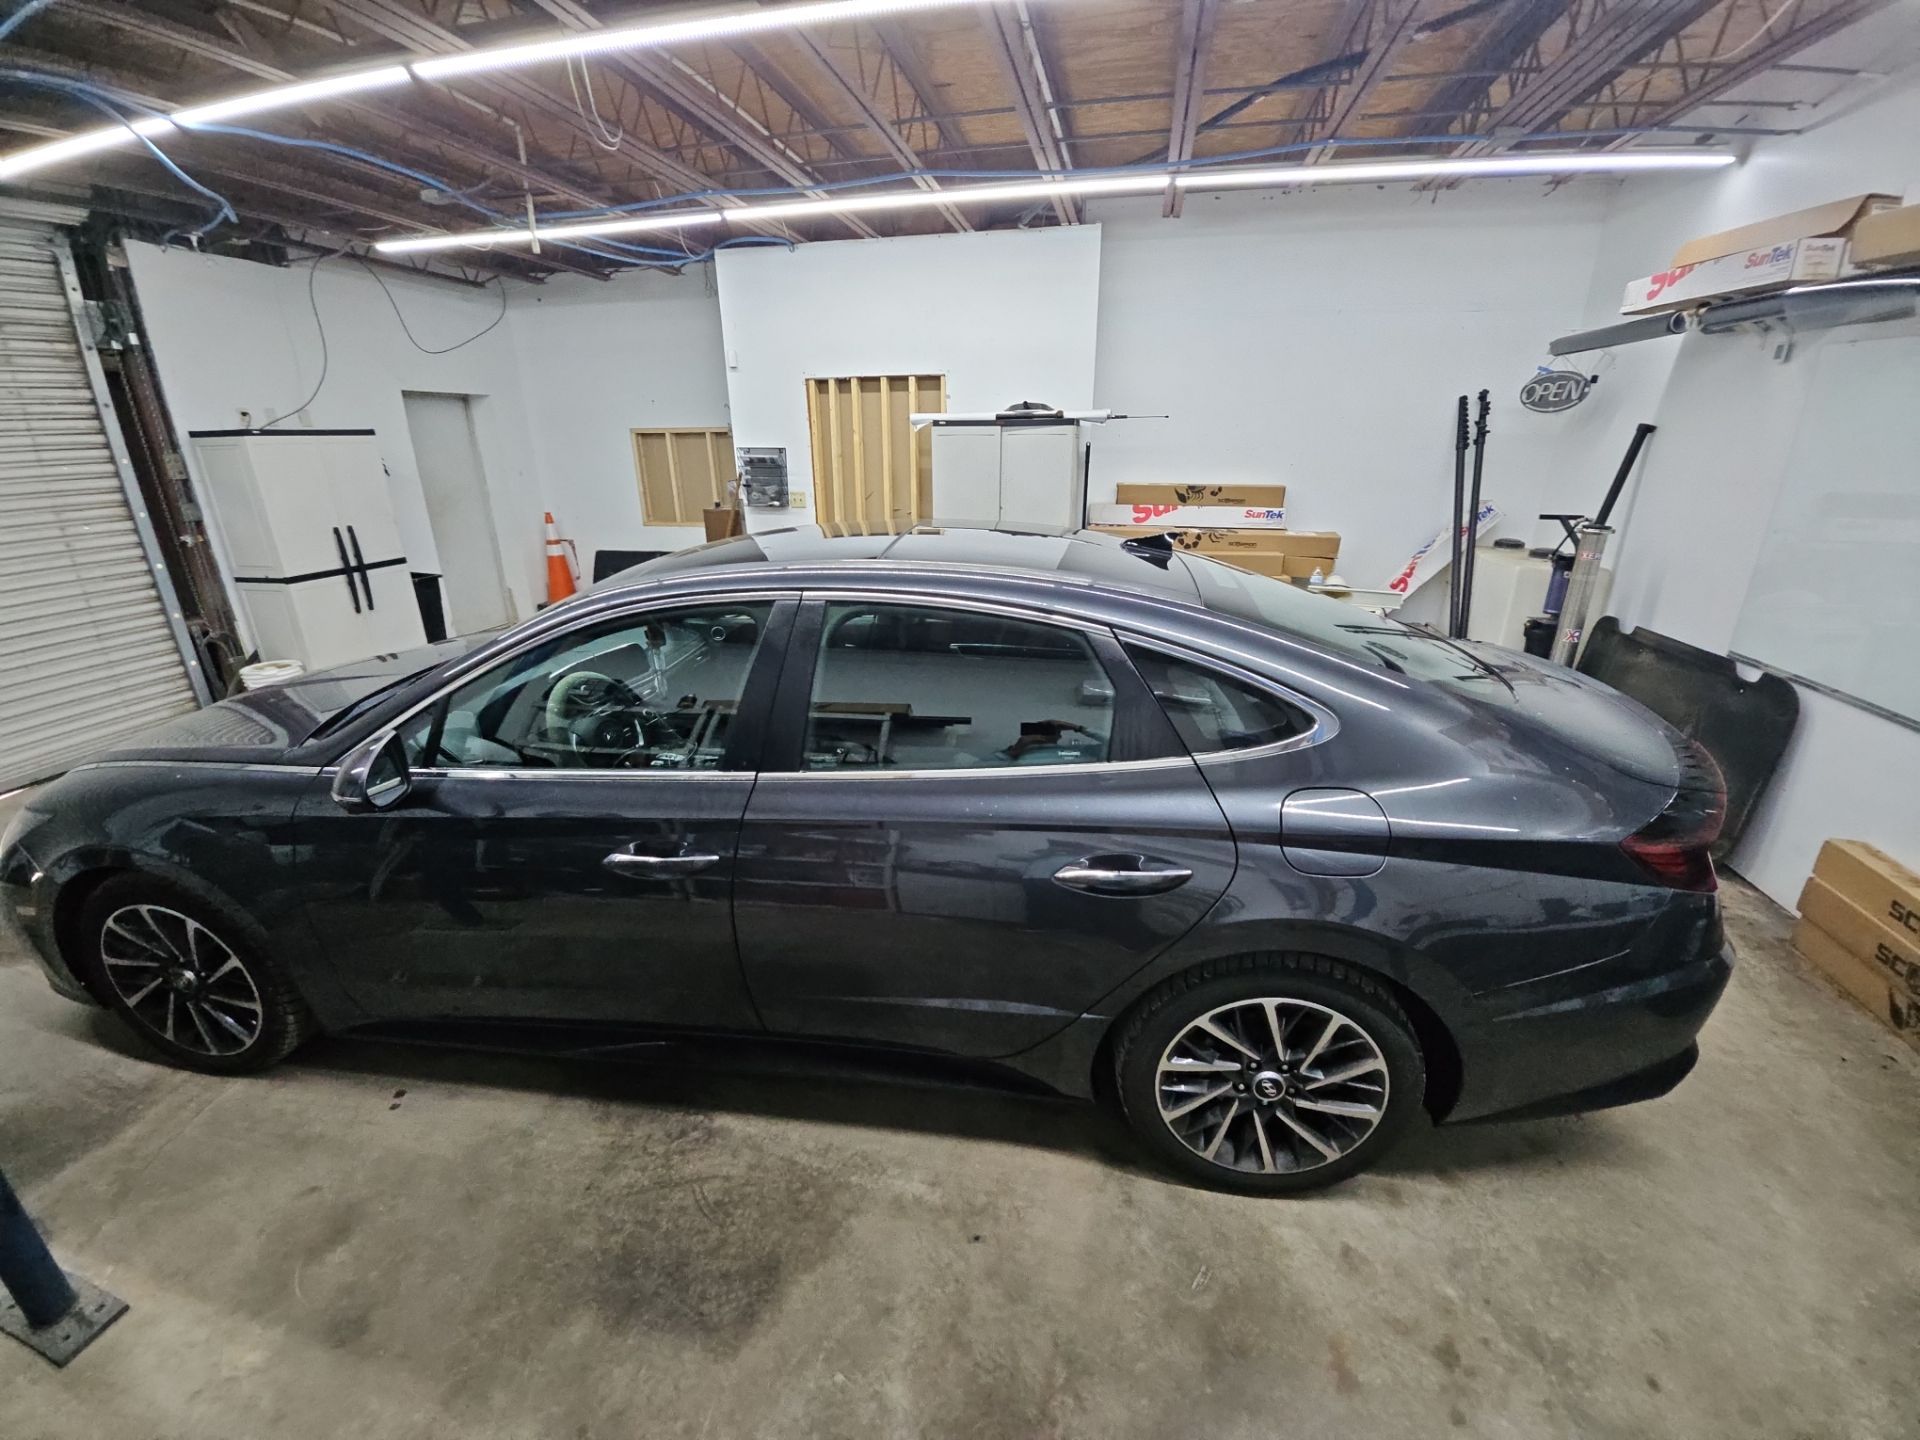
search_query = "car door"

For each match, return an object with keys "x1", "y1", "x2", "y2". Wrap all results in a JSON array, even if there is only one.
[
  {"x1": 297, "y1": 595, "x2": 796, "y2": 1028},
  {"x1": 730, "y1": 594, "x2": 1240, "y2": 1058}
]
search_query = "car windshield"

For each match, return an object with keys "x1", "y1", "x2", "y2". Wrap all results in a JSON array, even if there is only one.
[{"x1": 1182, "y1": 554, "x2": 1514, "y2": 692}]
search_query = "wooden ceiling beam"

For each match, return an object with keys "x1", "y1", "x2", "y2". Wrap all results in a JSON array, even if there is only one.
[
  {"x1": 783, "y1": 32, "x2": 973, "y2": 232},
  {"x1": 1599, "y1": 0, "x2": 1901, "y2": 144},
  {"x1": 518, "y1": 0, "x2": 877, "y2": 239},
  {"x1": 1162, "y1": 0, "x2": 1220, "y2": 217},
  {"x1": 980, "y1": 2, "x2": 1076, "y2": 224},
  {"x1": 1301, "y1": 0, "x2": 1428, "y2": 160}
]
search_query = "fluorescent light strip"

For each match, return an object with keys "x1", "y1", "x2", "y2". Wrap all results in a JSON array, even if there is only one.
[
  {"x1": 0, "y1": 0, "x2": 1035, "y2": 180},
  {"x1": 411, "y1": 0, "x2": 1008, "y2": 80},
  {"x1": 372, "y1": 151, "x2": 1736, "y2": 255},
  {"x1": 170, "y1": 67, "x2": 413, "y2": 127},
  {"x1": 1174, "y1": 151, "x2": 1737, "y2": 189}
]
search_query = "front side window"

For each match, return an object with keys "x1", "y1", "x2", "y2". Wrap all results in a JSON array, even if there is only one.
[
  {"x1": 1126, "y1": 646, "x2": 1314, "y2": 755},
  {"x1": 803, "y1": 603, "x2": 1116, "y2": 771},
  {"x1": 400, "y1": 601, "x2": 774, "y2": 771}
]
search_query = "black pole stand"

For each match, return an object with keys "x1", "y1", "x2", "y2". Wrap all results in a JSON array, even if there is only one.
[
  {"x1": 1459, "y1": 388, "x2": 1491, "y2": 638},
  {"x1": 1448, "y1": 395, "x2": 1469, "y2": 637},
  {"x1": 0, "y1": 1167, "x2": 127, "y2": 1366}
]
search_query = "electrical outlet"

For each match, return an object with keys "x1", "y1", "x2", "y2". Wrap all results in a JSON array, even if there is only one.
[{"x1": 789, "y1": 490, "x2": 808, "y2": 508}]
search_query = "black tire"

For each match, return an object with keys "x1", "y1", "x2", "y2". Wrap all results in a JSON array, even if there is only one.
[
  {"x1": 78, "y1": 873, "x2": 313, "y2": 1075},
  {"x1": 1113, "y1": 954, "x2": 1426, "y2": 1195}
]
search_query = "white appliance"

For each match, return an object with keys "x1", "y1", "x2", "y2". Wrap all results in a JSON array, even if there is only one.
[
  {"x1": 926, "y1": 410, "x2": 1093, "y2": 530},
  {"x1": 1393, "y1": 539, "x2": 1567, "y2": 650},
  {"x1": 192, "y1": 429, "x2": 426, "y2": 670}
]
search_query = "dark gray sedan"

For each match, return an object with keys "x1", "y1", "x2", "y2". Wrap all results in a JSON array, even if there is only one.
[{"x1": 1, "y1": 524, "x2": 1730, "y2": 1193}]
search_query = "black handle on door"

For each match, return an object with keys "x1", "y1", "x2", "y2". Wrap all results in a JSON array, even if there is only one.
[
  {"x1": 331, "y1": 527, "x2": 361, "y2": 613},
  {"x1": 1052, "y1": 856, "x2": 1194, "y2": 897},
  {"x1": 345, "y1": 525, "x2": 375, "y2": 609}
]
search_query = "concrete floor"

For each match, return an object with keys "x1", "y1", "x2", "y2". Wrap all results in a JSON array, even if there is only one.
[{"x1": 2, "y1": 830, "x2": 1916, "y2": 1438}]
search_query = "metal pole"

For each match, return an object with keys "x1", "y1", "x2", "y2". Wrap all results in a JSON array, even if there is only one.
[
  {"x1": 0, "y1": 1166, "x2": 127, "y2": 1366},
  {"x1": 0, "y1": 1170, "x2": 75, "y2": 1329},
  {"x1": 1460, "y1": 388, "x2": 1490, "y2": 639},
  {"x1": 1550, "y1": 523, "x2": 1613, "y2": 666},
  {"x1": 1594, "y1": 421, "x2": 1656, "y2": 529},
  {"x1": 1448, "y1": 395, "x2": 1469, "y2": 638}
]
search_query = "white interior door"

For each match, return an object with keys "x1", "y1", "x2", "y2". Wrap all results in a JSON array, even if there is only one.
[{"x1": 403, "y1": 391, "x2": 512, "y2": 634}]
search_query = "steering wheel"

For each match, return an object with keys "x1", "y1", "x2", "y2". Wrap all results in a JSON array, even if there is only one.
[{"x1": 545, "y1": 670, "x2": 679, "y2": 766}]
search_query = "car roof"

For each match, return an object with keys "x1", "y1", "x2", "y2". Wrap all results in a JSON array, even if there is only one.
[{"x1": 597, "y1": 522, "x2": 1203, "y2": 603}]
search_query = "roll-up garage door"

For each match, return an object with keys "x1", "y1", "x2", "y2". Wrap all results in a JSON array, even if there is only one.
[{"x1": 0, "y1": 215, "x2": 203, "y2": 790}]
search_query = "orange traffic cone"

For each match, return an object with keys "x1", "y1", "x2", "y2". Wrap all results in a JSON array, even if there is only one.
[{"x1": 543, "y1": 511, "x2": 579, "y2": 604}]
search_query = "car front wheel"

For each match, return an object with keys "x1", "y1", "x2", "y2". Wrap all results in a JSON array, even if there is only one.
[
  {"x1": 1114, "y1": 955, "x2": 1426, "y2": 1194},
  {"x1": 79, "y1": 874, "x2": 312, "y2": 1074}
]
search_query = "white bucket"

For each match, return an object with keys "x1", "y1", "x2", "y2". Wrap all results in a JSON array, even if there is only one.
[{"x1": 238, "y1": 660, "x2": 305, "y2": 690}]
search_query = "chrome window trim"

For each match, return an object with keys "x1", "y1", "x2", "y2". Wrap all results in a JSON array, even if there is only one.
[
  {"x1": 1117, "y1": 634, "x2": 1340, "y2": 763},
  {"x1": 71, "y1": 759, "x2": 325, "y2": 776},
  {"x1": 406, "y1": 766, "x2": 752, "y2": 783},
  {"x1": 799, "y1": 588, "x2": 1114, "y2": 635},
  {"x1": 754, "y1": 755, "x2": 1194, "y2": 783},
  {"x1": 378, "y1": 590, "x2": 797, "y2": 778}
]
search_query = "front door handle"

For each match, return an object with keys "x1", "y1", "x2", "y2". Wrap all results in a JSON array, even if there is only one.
[
  {"x1": 602, "y1": 850, "x2": 721, "y2": 878},
  {"x1": 1052, "y1": 860, "x2": 1194, "y2": 896}
]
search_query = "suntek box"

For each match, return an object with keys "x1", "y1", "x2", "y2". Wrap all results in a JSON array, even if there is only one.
[
  {"x1": 1798, "y1": 877, "x2": 1920, "y2": 1000},
  {"x1": 1115, "y1": 483, "x2": 1287, "y2": 508},
  {"x1": 1620, "y1": 236, "x2": 1852, "y2": 315},
  {"x1": 1092, "y1": 526, "x2": 1340, "y2": 559},
  {"x1": 1088, "y1": 503, "x2": 1288, "y2": 528}
]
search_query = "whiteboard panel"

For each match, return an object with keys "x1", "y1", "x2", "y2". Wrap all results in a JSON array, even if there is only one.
[{"x1": 1730, "y1": 334, "x2": 1920, "y2": 727}]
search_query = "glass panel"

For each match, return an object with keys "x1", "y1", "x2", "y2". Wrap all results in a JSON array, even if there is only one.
[
  {"x1": 804, "y1": 603, "x2": 1116, "y2": 771},
  {"x1": 1126, "y1": 646, "x2": 1314, "y2": 755},
  {"x1": 400, "y1": 602, "x2": 774, "y2": 771}
]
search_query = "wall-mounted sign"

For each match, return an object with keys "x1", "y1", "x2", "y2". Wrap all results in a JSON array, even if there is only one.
[{"x1": 1519, "y1": 371, "x2": 1592, "y2": 413}]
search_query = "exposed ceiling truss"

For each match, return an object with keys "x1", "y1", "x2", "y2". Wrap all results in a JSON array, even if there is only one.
[{"x1": 0, "y1": 0, "x2": 1895, "y2": 283}]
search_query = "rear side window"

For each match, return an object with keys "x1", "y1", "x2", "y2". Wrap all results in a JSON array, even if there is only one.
[
  {"x1": 1126, "y1": 646, "x2": 1313, "y2": 755},
  {"x1": 804, "y1": 603, "x2": 1118, "y2": 771}
]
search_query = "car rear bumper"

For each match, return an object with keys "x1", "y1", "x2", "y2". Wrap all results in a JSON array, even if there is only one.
[{"x1": 1443, "y1": 940, "x2": 1733, "y2": 1124}]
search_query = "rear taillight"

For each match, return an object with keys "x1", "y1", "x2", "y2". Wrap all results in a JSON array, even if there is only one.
[{"x1": 1621, "y1": 741, "x2": 1726, "y2": 892}]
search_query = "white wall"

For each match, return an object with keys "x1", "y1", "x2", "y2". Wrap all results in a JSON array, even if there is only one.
[
  {"x1": 713, "y1": 225, "x2": 1102, "y2": 532},
  {"x1": 127, "y1": 242, "x2": 550, "y2": 629},
  {"x1": 1572, "y1": 74, "x2": 1920, "y2": 908},
  {"x1": 1088, "y1": 181, "x2": 1639, "y2": 585},
  {"x1": 507, "y1": 266, "x2": 730, "y2": 558}
]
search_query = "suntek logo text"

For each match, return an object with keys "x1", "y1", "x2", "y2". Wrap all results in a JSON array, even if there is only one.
[
  {"x1": 1126, "y1": 504, "x2": 1284, "y2": 523},
  {"x1": 1745, "y1": 244, "x2": 1794, "y2": 270}
]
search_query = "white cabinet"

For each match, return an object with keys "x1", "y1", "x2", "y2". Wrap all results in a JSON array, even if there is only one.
[
  {"x1": 930, "y1": 422, "x2": 1086, "y2": 530},
  {"x1": 192, "y1": 429, "x2": 426, "y2": 670}
]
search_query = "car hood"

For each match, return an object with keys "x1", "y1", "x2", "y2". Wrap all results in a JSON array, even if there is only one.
[{"x1": 84, "y1": 635, "x2": 491, "y2": 766}]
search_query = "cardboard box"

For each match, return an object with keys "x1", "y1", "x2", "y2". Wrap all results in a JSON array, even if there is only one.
[
  {"x1": 1621, "y1": 237, "x2": 1853, "y2": 315},
  {"x1": 1797, "y1": 877, "x2": 1920, "y2": 999},
  {"x1": 1115, "y1": 483, "x2": 1287, "y2": 508},
  {"x1": 1851, "y1": 203, "x2": 1920, "y2": 270},
  {"x1": 1088, "y1": 503, "x2": 1288, "y2": 528},
  {"x1": 1092, "y1": 526, "x2": 1340, "y2": 559},
  {"x1": 1810, "y1": 840, "x2": 1920, "y2": 947},
  {"x1": 1669, "y1": 193, "x2": 1900, "y2": 268},
  {"x1": 1792, "y1": 918, "x2": 1920, "y2": 1052}
]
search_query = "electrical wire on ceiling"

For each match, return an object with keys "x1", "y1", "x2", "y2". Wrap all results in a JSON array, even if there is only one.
[
  {"x1": 0, "y1": 0, "x2": 57, "y2": 43},
  {"x1": 258, "y1": 243, "x2": 347, "y2": 429},
  {"x1": 565, "y1": 54, "x2": 625, "y2": 152},
  {"x1": 354, "y1": 253, "x2": 509, "y2": 353},
  {"x1": 0, "y1": 66, "x2": 702, "y2": 270}
]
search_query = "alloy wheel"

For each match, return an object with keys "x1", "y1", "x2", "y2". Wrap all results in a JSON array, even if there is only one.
[
  {"x1": 1156, "y1": 997, "x2": 1389, "y2": 1174},
  {"x1": 99, "y1": 904, "x2": 265, "y2": 1058}
]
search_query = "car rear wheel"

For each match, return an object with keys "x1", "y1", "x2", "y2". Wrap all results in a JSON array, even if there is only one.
[
  {"x1": 79, "y1": 875, "x2": 312, "y2": 1074},
  {"x1": 1114, "y1": 955, "x2": 1425, "y2": 1194}
]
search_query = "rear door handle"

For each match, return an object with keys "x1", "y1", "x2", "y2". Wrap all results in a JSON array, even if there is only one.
[
  {"x1": 1052, "y1": 860, "x2": 1194, "y2": 896},
  {"x1": 603, "y1": 850, "x2": 721, "y2": 877}
]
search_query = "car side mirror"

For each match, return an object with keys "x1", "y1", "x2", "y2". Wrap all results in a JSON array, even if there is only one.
[{"x1": 331, "y1": 730, "x2": 412, "y2": 813}]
